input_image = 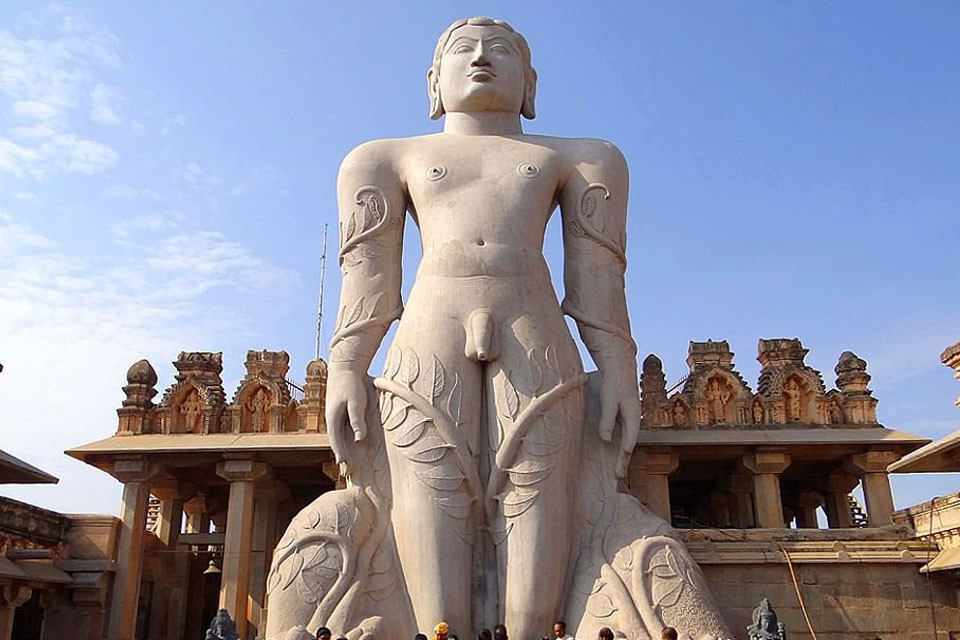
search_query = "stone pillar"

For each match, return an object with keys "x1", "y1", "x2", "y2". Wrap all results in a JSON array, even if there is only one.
[
  {"x1": 848, "y1": 451, "x2": 899, "y2": 526},
  {"x1": 644, "y1": 450, "x2": 679, "y2": 523},
  {"x1": 217, "y1": 457, "x2": 269, "y2": 640},
  {"x1": 796, "y1": 489, "x2": 824, "y2": 529},
  {"x1": 184, "y1": 493, "x2": 212, "y2": 535},
  {"x1": 249, "y1": 482, "x2": 283, "y2": 640},
  {"x1": 322, "y1": 458, "x2": 347, "y2": 490},
  {"x1": 0, "y1": 585, "x2": 32, "y2": 640},
  {"x1": 107, "y1": 457, "x2": 152, "y2": 640},
  {"x1": 823, "y1": 471, "x2": 858, "y2": 528},
  {"x1": 728, "y1": 473, "x2": 755, "y2": 528},
  {"x1": 741, "y1": 449, "x2": 791, "y2": 528},
  {"x1": 626, "y1": 450, "x2": 648, "y2": 506},
  {"x1": 152, "y1": 488, "x2": 184, "y2": 548}
]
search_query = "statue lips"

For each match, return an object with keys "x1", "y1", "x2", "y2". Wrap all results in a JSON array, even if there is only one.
[{"x1": 468, "y1": 69, "x2": 496, "y2": 82}]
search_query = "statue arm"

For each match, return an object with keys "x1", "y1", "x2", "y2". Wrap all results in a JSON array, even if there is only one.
[
  {"x1": 559, "y1": 140, "x2": 640, "y2": 475},
  {"x1": 327, "y1": 141, "x2": 406, "y2": 461}
]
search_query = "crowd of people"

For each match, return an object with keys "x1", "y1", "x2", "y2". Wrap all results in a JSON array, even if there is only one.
[{"x1": 311, "y1": 620, "x2": 680, "y2": 640}]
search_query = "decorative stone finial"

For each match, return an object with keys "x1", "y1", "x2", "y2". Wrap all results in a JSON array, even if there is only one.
[
  {"x1": 942, "y1": 341, "x2": 960, "y2": 407},
  {"x1": 299, "y1": 358, "x2": 328, "y2": 433},
  {"x1": 757, "y1": 338, "x2": 808, "y2": 368},
  {"x1": 173, "y1": 351, "x2": 222, "y2": 379},
  {"x1": 126, "y1": 359, "x2": 158, "y2": 387},
  {"x1": 640, "y1": 354, "x2": 668, "y2": 426},
  {"x1": 117, "y1": 359, "x2": 158, "y2": 435},
  {"x1": 642, "y1": 353, "x2": 663, "y2": 375},
  {"x1": 686, "y1": 339, "x2": 734, "y2": 372},
  {"x1": 835, "y1": 351, "x2": 870, "y2": 392},
  {"x1": 244, "y1": 349, "x2": 290, "y2": 379},
  {"x1": 747, "y1": 598, "x2": 786, "y2": 640},
  {"x1": 205, "y1": 608, "x2": 238, "y2": 640}
]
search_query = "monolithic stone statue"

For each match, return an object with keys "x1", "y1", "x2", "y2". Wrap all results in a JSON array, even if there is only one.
[
  {"x1": 267, "y1": 17, "x2": 732, "y2": 640},
  {"x1": 746, "y1": 599, "x2": 786, "y2": 640}
]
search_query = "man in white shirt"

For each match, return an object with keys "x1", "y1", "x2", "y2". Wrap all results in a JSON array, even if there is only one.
[{"x1": 553, "y1": 620, "x2": 575, "y2": 640}]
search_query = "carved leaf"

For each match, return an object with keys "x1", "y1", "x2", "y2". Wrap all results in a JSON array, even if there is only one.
[
  {"x1": 364, "y1": 568, "x2": 396, "y2": 601},
  {"x1": 266, "y1": 563, "x2": 283, "y2": 594},
  {"x1": 502, "y1": 489, "x2": 539, "y2": 518},
  {"x1": 522, "y1": 418, "x2": 562, "y2": 457},
  {"x1": 344, "y1": 212, "x2": 357, "y2": 244},
  {"x1": 527, "y1": 348, "x2": 543, "y2": 396},
  {"x1": 365, "y1": 193, "x2": 383, "y2": 225},
  {"x1": 490, "y1": 522, "x2": 513, "y2": 546},
  {"x1": 382, "y1": 400, "x2": 411, "y2": 431},
  {"x1": 405, "y1": 433, "x2": 453, "y2": 464},
  {"x1": 282, "y1": 550, "x2": 304, "y2": 590},
  {"x1": 303, "y1": 543, "x2": 329, "y2": 570},
  {"x1": 585, "y1": 590, "x2": 617, "y2": 619},
  {"x1": 402, "y1": 348, "x2": 420, "y2": 386},
  {"x1": 386, "y1": 346, "x2": 402, "y2": 379},
  {"x1": 378, "y1": 392, "x2": 393, "y2": 424},
  {"x1": 502, "y1": 372, "x2": 520, "y2": 420},
  {"x1": 416, "y1": 467, "x2": 466, "y2": 491},
  {"x1": 346, "y1": 297, "x2": 364, "y2": 326},
  {"x1": 366, "y1": 291, "x2": 384, "y2": 319},
  {"x1": 545, "y1": 344, "x2": 562, "y2": 379},
  {"x1": 438, "y1": 492, "x2": 472, "y2": 519},
  {"x1": 391, "y1": 416, "x2": 430, "y2": 448},
  {"x1": 335, "y1": 304, "x2": 346, "y2": 333},
  {"x1": 446, "y1": 372, "x2": 462, "y2": 426},
  {"x1": 506, "y1": 459, "x2": 553, "y2": 487},
  {"x1": 426, "y1": 354, "x2": 446, "y2": 405}
]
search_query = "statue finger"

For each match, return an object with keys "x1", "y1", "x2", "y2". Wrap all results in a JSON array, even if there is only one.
[
  {"x1": 328, "y1": 402, "x2": 348, "y2": 464},
  {"x1": 620, "y1": 401, "x2": 641, "y2": 454},
  {"x1": 347, "y1": 398, "x2": 368, "y2": 442},
  {"x1": 597, "y1": 393, "x2": 616, "y2": 442}
]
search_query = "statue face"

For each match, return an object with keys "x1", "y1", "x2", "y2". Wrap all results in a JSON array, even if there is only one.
[{"x1": 435, "y1": 24, "x2": 526, "y2": 115}]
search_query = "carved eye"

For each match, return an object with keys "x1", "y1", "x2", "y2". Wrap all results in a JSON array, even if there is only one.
[
  {"x1": 517, "y1": 163, "x2": 540, "y2": 178},
  {"x1": 426, "y1": 165, "x2": 447, "y2": 181},
  {"x1": 491, "y1": 44, "x2": 509, "y2": 53},
  {"x1": 453, "y1": 44, "x2": 472, "y2": 54}
]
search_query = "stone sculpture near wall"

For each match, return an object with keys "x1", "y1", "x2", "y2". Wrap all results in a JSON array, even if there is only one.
[{"x1": 266, "y1": 17, "x2": 732, "y2": 640}]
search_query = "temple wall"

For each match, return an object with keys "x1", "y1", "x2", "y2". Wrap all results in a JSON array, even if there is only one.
[{"x1": 684, "y1": 528, "x2": 960, "y2": 640}]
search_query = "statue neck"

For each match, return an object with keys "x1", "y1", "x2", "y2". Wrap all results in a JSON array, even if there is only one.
[{"x1": 443, "y1": 111, "x2": 523, "y2": 136}]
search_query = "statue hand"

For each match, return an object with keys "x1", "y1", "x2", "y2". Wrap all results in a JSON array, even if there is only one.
[
  {"x1": 597, "y1": 364, "x2": 641, "y2": 478},
  {"x1": 325, "y1": 364, "x2": 370, "y2": 470}
]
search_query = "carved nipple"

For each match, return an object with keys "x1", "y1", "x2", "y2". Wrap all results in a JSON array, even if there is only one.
[
  {"x1": 517, "y1": 163, "x2": 540, "y2": 178},
  {"x1": 426, "y1": 165, "x2": 447, "y2": 181}
]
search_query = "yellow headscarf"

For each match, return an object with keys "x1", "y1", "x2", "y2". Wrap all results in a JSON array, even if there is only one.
[{"x1": 434, "y1": 622, "x2": 449, "y2": 640}]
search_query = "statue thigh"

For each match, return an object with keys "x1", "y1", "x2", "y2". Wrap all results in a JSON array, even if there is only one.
[{"x1": 482, "y1": 310, "x2": 586, "y2": 637}]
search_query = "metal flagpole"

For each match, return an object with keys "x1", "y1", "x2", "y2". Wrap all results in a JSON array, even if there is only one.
[{"x1": 315, "y1": 223, "x2": 328, "y2": 360}]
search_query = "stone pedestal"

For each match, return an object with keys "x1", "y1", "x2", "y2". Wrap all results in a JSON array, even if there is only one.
[
  {"x1": 0, "y1": 585, "x2": 32, "y2": 640},
  {"x1": 848, "y1": 451, "x2": 899, "y2": 526},
  {"x1": 644, "y1": 451, "x2": 679, "y2": 523},
  {"x1": 741, "y1": 450, "x2": 790, "y2": 528},
  {"x1": 217, "y1": 458, "x2": 269, "y2": 640},
  {"x1": 107, "y1": 457, "x2": 152, "y2": 640}
]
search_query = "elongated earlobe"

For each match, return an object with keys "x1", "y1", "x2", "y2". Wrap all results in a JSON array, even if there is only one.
[
  {"x1": 427, "y1": 68, "x2": 444, "y2": 120},
  {"x1": 521, "y1": 68, "x2": 538, "y2": 120}
]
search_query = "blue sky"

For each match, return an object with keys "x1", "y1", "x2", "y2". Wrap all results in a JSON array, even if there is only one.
[{"x1": 0, "y1": 2, "x2": 957, "y2": 515}]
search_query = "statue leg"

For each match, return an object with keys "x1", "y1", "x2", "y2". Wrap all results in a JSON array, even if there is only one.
[
  {"x1": 484, "y1": 314, "x2": 585, "y2": 640},
  {"x1": 377, "y1": 325, "x2": 482, "y2": 636}
]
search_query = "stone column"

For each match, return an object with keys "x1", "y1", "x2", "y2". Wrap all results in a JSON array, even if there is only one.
[
  {"x1": 322, "y1": 458, "x2": 346, "y2": 490},
  {"x1": 626, "y1": 450, "x2": 648, "y2": 506},
  {"x1": 848, "y1": 451, "x2": 899, "y2": 526},
  {"x1": 107, "y1": 457, "x2": 153, "y2": 640},
  {"x1": 249, "y1": 481, "x2": 283, "y2": 640},
  {"x1": 796, "y1": 489, "x2": 824, "y2": 529},
  {"x1": 728, "y1": 473, "x2": 755, "y2": 528},
  {"x1": 644, "y1": 450, "x2": 679, "y2": 523},
  {"x1": 741, "y1": 449, "x2": 791, "y2": 528},
  {"x1": 0, "y1": 585, "x2": 32, "y2": 640},
  {"x1": 823, "y1": 471, "x2": 858, "y2": 528},
  {"x1": 217, "y1": 457, "x2": 269, "y2": 640}
]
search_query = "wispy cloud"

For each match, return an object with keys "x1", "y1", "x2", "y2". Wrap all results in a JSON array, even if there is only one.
[
  {"x1": 89, "y1": 82, "x2": 124, "y2": 125},
  {"x1": 184, "y1": 161, "x2": 224, "y2": 187},
  {"x1": 161, "y1": 113, "x2": 187, "y2": 136},
  {"x1": 101, "y1": 184, "x2": 164, "y2": 201}
]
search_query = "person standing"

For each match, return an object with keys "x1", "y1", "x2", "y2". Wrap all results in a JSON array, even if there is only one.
[{"x1": 553, "y1": 620, "x2": 575, "y2": 640}]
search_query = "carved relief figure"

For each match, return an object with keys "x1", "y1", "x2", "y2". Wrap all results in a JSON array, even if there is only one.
[
  {"x1": 672, "y1": 400, "x2": 687, "y2": 426},
  {"x1": 179, "y1": 389, "x2": 202, "y2": 434},
  {"x1": 268, "y1": 16, "x2": 731, "y2": 640},
  {"x1": 247, "y1": 387, "x2": 270, "y2": 433},
  {"x1": 783, "y1": 377, "x2": 802, "y2": 421},
  {"x1": 752, "y1": 399, "x2": 764, "y2": 424},
  {"x1": 705, "y1": 377, "x2": 731, "y2": 424}
]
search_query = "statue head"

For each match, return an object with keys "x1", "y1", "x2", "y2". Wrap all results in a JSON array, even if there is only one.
[{"x1": 428, "y1": 17, "x2": 537, "y2": 120}]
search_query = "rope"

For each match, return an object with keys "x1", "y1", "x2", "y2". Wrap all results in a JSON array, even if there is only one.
[{"x1": 778, "y1": 543, "x2": 818, "y2": 640}]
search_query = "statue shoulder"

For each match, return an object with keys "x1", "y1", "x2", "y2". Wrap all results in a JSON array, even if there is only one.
[
  {"x1": 563, "y1": 137, "x2": 627, "y2": 169},
  {"x1": 339, "y1": 135, "x2": 435, "y2": 181}
]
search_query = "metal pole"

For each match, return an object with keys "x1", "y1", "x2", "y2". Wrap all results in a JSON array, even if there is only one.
[{"x1": 315, "y1": 224, "x2": 328, "y2": 360}]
